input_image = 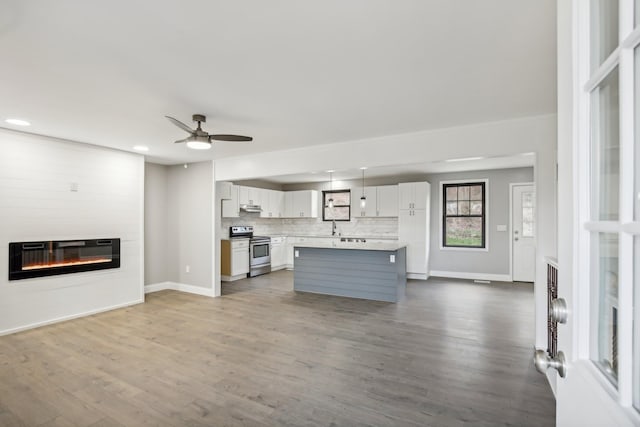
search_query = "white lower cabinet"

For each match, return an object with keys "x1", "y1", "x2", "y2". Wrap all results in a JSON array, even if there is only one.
[
  {"x1": 271, "y1": 237, "x2": 286, "y2": 270},
  {"x1": 285, "y1": 238, "x2": 294, "y2": 269},
  {"x1": 221, "y1": 238, "x2": 249, "y2": 281}
]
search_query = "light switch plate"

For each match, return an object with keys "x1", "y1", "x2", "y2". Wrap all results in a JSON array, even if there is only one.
[
  {"x1": 496, "y1": 225, "x2": 507, "y2": 232},
  {"x1": 390, "y1": 254, "x2": 395, "y2": 263},
  {"x1": 295, "y1": 250, "x2": 299, "y2": 258}
]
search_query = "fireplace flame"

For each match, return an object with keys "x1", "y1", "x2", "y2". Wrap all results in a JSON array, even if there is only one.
[{"x1": 22, "y1": 258, "x2": 112, "y2": 271}]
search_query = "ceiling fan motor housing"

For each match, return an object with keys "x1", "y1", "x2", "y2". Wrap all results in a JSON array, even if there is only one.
[{"x1": 192, "y1": 114, "x2": 206, "y2": 123}]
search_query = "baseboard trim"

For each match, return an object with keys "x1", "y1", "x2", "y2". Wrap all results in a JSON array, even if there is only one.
[
  {"x1": 144, "y1": 281, "x2": 172, "y2": 293},
  {"x1": 145, "y1": 281, "x2": 216, "y2": 297},
  {"x1": 407, "y1": 273, "x2": 428, "y2": 280},
  {"x1": 220, "y1": 274, "x2": 246, "y2": 282},
  {"x1": 429, "y1": 270, "x2": 512, "y2": 282},
  {"x1": 0, "y1": 299, "x2": 144, "y2": 336}
]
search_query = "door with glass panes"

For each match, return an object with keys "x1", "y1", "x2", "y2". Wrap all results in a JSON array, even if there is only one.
[{"x1": 553, "y1": 1, "x2": 640, "y2": 425}]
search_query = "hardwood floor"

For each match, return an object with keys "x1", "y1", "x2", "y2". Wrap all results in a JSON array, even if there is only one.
[{"x1": 0, "y1": 271, "x2": 555, "y2": 426}]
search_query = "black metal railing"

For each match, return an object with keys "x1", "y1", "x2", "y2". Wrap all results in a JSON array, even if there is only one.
[{"x1": 546, "y1": 259, "x2": 558, "y2": 358}]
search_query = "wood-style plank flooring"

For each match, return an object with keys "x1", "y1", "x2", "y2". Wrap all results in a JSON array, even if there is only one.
[{"x1": 0, "y1": 272, "x2": 555, "y2": 426}]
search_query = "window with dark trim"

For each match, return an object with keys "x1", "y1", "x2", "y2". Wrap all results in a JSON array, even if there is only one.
[
  {"x1": 322, "y1": 190, "x2": 351, "y2": 221},
  {"x1": 442, "y1": 182, "x2": 486, "y2": 248}
]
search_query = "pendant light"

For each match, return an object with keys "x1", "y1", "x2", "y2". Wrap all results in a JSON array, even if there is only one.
[
  {"x1": 327, "y1": 170, "x2": 334, "y2": 208},
  {"x1": 360, "y1": 167, "x2": 367, "y2": 209}
]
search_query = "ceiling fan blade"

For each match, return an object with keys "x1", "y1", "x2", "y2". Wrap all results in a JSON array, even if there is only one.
[
  {"x1": 165, "y1": 116, "x2": 195, "y2": 134},
  {"x1": 210, "y1": 134, "x2": 253, "y2": 142},
  {"x1": 174, "y1": 137, "x2": 190, "y2": 144}
]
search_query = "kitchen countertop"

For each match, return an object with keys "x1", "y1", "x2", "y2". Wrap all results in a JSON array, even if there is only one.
[
  {"x1": 271, "y1": 234, "x2": 398, "y2": 240},
  {"x1": 219, "y1": 234, "x2": 399, "y2": 241},
  {"x1": 293, "y1": 241, "x2": 406, "y2": 251}
]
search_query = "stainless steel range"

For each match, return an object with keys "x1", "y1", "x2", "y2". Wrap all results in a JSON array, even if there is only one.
[{"x1": 229, "y1": 226, "x2": 271, "y2": 278}]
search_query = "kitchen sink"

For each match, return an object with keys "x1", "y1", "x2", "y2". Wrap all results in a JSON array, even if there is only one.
[{"x1": 340, "y1": 237, "x2": 367, "y2": 243}]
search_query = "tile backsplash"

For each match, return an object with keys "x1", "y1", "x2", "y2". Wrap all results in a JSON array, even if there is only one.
[{"x1": 221, "y1": 211, "x2": 398, "y2": 239}]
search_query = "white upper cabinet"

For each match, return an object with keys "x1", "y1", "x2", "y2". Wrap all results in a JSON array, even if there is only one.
[
  {"x1": 351, "y1": 185, "x2": 398, "y2": 217},
  {"x1": 261, "y1": 189, "x2": 284, "y2": 218},
  {"x1": 352, "y1": 186, "x2": 377, "y2": 217},
  {"x1": 217, "y1": 181, "x2": 234, "y2": 200},
  {"x1": 221, "y1": 184, "x2": 240, "y2": 217},
  {"x1": 284, "y1": 190, "x2": 318, "y2": 218},
  {"x1": 398, "y1": 182, "x2": 429, "y2": 210},
  {"x1": 259, "y1": 189, "x2": 272, "y2": 218},
  {"x1": 270, "y1": 190, "x2": 284, "y2": 218},
  {"x1": 238, "y1": 186, "x2": 264, "y2": 206},
  {"x1": 376, "y1": 185, "x2": 399, "y2": 217}
]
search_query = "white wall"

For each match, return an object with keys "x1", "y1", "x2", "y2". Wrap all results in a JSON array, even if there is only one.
[
  {"x1": 144, "y1": 163, "x2": 168, "y2": 285},
  {"x1": 425, "y1": 167, "x2": 534, "y2": 279},
  {"x1": 215, "y1": 114, "x2": 557, "y2": 351},
  {"x1": 0, "y1": 129, "x2": 144, "y2": 335},
  {"x1": 166, "y1": 161, "x2": 215, "y2": 291},
  {"x1": 144, "y1": 161, "x2": 217, "y2": 297}
]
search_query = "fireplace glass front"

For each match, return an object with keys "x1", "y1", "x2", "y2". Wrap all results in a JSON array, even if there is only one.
[{"x1": 9, "y1": 239, "x2": 120, "y2": 280}]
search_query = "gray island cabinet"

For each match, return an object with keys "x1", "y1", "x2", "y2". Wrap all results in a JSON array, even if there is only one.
[{"x1": 293, "y1": 242, "x2": 407, "y2": 302}]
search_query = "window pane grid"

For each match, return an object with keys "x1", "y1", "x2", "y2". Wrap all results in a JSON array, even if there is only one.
[
  {"x1": 591, "y1": 0, "x2": 619, "y2": 71},
  {"x1": 443, "y1": 183, "x2": 485, "y2": 248},
  {"x1": 590, "y1": 67, "x2": 620, "y2": 221},
  {"x1": 587, "y1": 0, "x2": 639, "y2": 411},
  {"x1": 590, "y1": 232, "x2": 619, "y2": 386},
  {"x1": 322, "y1": 190, "x2": 351, "y2": 221}
]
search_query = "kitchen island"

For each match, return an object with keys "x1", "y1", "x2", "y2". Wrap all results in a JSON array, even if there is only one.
[{"x1": 293, "y1": 242, "x2": 406, "y2": 302}]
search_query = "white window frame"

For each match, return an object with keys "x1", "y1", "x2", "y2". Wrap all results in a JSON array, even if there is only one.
[{"x1": 439, "y1": 178, "x2": 489, "y2": 252}]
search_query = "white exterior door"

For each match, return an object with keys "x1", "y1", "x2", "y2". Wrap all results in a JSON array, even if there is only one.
[
  {"x1": 553, "y1": 1, "x2": 640, "y2": 425},
  {"x1": 512, "y1": 184, "x2": 535, "y2": 282}
]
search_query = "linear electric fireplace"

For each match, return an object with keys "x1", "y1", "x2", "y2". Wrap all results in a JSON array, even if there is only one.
[{"x1": 9, "y1": 238, "x2": 120, "y2": 280}]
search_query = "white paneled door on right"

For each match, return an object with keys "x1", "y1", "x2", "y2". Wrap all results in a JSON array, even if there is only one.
[
  {"x1": 512, "y1": 184, "x2": 535, "y2": 282},
  {"x1": 554, "y1": 1, "x2": 640, "y2": 425}
]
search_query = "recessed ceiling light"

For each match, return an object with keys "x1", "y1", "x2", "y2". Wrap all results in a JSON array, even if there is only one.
[
  {"x1": 133, "y1": 145, "x2": 149, "y2": 152},
  {"x1": 444, "y1": 156, "x2": 484, "y2": 162},
  {"x1": 5, "y1": 118, "x2": 30, "y2": 126}
]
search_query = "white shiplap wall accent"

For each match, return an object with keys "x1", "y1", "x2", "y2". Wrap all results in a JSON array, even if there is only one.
[{"x1": 0, "y1": 130, "x2": 144, "y2": 335}]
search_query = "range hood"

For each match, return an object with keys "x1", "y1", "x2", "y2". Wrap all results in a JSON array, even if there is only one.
[{"x1": 240, "y1": 204, "x2": 263, "y2": 213}]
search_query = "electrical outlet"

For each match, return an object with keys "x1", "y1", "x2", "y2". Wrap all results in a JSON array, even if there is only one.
[
  {"x1": 70, "y1": 182, "x2": 78, "y2": 192},
  {"x1": 185, "y1": 265, "x2": 190, "y2": 273}
]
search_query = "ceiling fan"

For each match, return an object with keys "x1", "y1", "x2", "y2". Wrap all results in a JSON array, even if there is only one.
[{"x1": 166, "y1": 114, "x2": 252, "y2": 150}]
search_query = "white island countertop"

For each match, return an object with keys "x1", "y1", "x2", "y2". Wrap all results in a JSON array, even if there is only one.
[{"x1": 293, "y1": 242, "x2": 406, "y2": 251}]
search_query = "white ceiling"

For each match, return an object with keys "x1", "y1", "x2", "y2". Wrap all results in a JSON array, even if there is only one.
[{"x1": 0, "y1": 1, "x2": 556, "y2": 165}]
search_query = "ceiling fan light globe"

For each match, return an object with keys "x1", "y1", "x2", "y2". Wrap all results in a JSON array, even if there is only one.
[{"x1": 186, "y1": 140, "x2": 211, "y2": 150}]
